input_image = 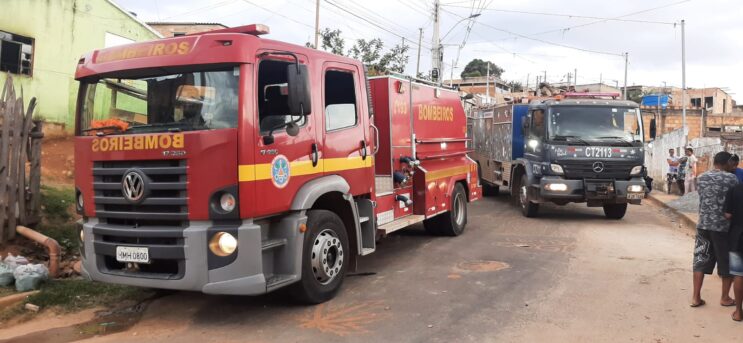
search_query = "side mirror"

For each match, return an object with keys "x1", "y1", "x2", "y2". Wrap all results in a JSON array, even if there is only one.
[
  {"x1": 286, "y1": 64, "x2": 312, "y2": 116},
  {"x1": 461, "y1": 93, "x2": 474, "y2": 100}
]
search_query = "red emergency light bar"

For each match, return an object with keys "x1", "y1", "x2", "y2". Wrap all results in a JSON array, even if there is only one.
[
  {"x1": 193, "y1": 24, "x2": 270, "y2": 36},
  {"x1": 563, "y1": 92, "x2": 621, "y2": 99}
]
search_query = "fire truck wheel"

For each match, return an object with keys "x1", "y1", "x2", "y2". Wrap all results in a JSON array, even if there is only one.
[
  {"x1": 290, "y1": 209, "x2": 350, "y2": 304},
  {"x1": 424, "y1": 183, "x2": 467, "y2": 236},
  {"x1": 603, "y1": 203, "x2": 628, "y2": 220},
  {"x1": 519, "y1": 174, "x2": 539, "y2": 218}
]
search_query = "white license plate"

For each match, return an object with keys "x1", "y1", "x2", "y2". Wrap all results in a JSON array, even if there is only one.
[
  {"x1": 116, "y1": 246, "x2": 150, "y2": 264},
  {"x1": 627, "y1": 193, "x2": 644, "y2": 200}
]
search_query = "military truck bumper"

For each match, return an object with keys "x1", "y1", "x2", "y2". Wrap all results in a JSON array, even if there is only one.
[
  {"x1": 79, "y1": 213, "x2": 306, "y2": 295},
  {"x1": 537, "y1": 176, "x2": 646, "y2": 205}
]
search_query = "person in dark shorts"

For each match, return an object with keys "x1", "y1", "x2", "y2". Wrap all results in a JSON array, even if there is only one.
[
  {"x1": 692, "y1": 151, "x2": 739, "y2": 308},
  {"x1": 724, "y1": 182, "x2": 743, "y2": 321}
]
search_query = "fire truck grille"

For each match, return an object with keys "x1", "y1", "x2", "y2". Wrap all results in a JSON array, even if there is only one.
[
  {"x1": 93, "y1": 159, "x2": 188, "y2": 227},
  {"x1": 558, "y1": 160, "x2": 635, "y2": 180}
]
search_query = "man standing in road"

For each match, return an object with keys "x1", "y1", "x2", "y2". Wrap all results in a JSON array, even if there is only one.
[
  {"x1": 728, "y1": 154, "x2": 743, "y2": 183},
  {"x1": 692, "y1": 151, "x2": 739, "y2": 308},
  {"x1": 684, "y1": 148, "x2": 698, "y2": 193},
  {"x1": 667, "y1": 149, "x2": 681, "y2": 194},
  {"x1": 724, "y1": 181, "x2": 743, "y2": 321}
]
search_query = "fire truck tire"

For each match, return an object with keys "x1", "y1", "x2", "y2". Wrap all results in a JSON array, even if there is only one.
[
  {"x1": 424, "y1": 183, "x2": 467, "y2": 236},
  {"x1": 290, "y1": 209, "x2": 350, "y2": 304},
  {"x1": 603, "y1": 203, "x2": 628, "y2": 220},
  {"x1": 519, "y1": 174, "x2": 539, "y2": 218}
]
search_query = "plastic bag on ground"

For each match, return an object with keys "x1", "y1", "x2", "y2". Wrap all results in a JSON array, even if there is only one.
[
  {"x1": 0, "y1": 263, "x2": 14, "y2": 287},
  {"x1": 4, "y1": 254, "x2": 30, "y2": 269},
  {"x1": 13, "y1": 264, "x2": 49, "y2": 292}
]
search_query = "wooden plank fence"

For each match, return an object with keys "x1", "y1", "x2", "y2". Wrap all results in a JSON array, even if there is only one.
[{"x1": 0, "y1": 75, "x2": 43, "y2": 243}]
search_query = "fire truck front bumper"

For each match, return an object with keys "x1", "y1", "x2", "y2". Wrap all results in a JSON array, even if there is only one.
[{"x1": 79, "y1": 214, "x2": 306, "y2": 295}]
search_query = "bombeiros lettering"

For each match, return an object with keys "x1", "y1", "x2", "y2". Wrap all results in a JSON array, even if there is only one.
[
  {"x1": 418, "y1": 104, "x2": 454, "y2": 122},
  {"x1": 91, "y1": 134, "x2": 185, "y2": 152}
]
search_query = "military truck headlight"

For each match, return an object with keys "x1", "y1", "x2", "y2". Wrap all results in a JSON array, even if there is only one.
[
  {"x1": 627, "y1": 185, "x2": 644, "y2": 193},
  {"x1": 545, "y1": 183, "x2": 568, "y2": 191},
  {"x1": 630, "y1": 166, "x2": 643, "y2": 176},
  {"x1": 219, "y1": 193, "x2": 236, "y2": 213},
  {"x1": 528, "y1": 139, "x2": 539, "y2": 149},
  {"x1": 210, "y1": 232, "x2": 238, "y2": 256},
  {"x1": 550, "y1": 164, "x2": 564, "y2": 174}
]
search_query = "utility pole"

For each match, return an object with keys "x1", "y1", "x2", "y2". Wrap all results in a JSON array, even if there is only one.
[
  {"x1": 567, "y1": 72, "x2": 571, "y2": 85},
  {"x1": 681, "y1": 19, "x2": 687, "y2": 137},
  {"x1": 416, "y1": 28, "x2": 423, "y2": 77},
  {"x1": 450, "y1": 59, "x2": 455, "y2": 87},
  {"x1": 314, "y1": 0, "x2": 320, "y2": 49},
  {"x1": 431, "y1": 0, "x2": 441, "y2": 84},
  {"x1": 623, "y1": 52, "x2": 628, "y2": 100},
  {"x1": 536, "y1": 75, "x2": 541, "y2": 96},
  {"x1": 574, "y1": 68, "x2": 577, "y2": 88},
  {"x1": 525, "y1": 73, "x2": 530, "y2": 93},
  {"x1": 599, "y1": 73, "x2": 602, "y2": 86},
  {"x1": 543, "y1": 70, "x2": 547, "y2": 84},
  {"x1": 485, "y1": 62, "x2": 490, "y2": 102}
]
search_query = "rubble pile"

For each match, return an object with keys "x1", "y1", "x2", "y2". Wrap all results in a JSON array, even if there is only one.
[{"x1": 666, "y1": 191, "x2": 700, "y2": 214}]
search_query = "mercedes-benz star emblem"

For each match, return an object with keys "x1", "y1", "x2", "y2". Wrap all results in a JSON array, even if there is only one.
[
  {"x1": 122, "y1": 171, "x2": 145, "y2": 202},
  {"x1": 592, "y1": 161, "x2": 605, "y2": 173}
]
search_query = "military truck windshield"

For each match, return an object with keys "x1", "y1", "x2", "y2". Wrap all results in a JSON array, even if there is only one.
[
  {"x1": 78, "y1": 67, "x2": 239, "y2": 135},
  {"x1": 548, "y1": 106, "x2": 643, "y2": 144}
]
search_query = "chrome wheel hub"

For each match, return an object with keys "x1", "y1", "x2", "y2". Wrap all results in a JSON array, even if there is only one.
[
  {"x1": 311, "y1": 229, "x2": 344, "y2": 285},
  {"x1": 520, "y1": 184, "x2": 528, "y2": 208},
  {"x1": 454, "y1": 192, "x2": 465, "y2": 227}
]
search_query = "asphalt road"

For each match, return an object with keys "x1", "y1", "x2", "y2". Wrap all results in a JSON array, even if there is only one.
[{"x1": 11, "y1": 194, "x2": 743, "y2": 342}]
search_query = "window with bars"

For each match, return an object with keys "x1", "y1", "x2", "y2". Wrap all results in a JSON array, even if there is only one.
[{"x1": 0, "y1": 30, "x2": 33, "y2": 76}]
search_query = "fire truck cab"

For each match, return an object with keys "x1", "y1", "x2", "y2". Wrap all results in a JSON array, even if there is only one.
[{"x1": 74, "y1": 24, "x2": 480, "y2": 303}]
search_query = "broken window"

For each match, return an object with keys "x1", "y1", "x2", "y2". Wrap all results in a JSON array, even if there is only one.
[
  {"x1": 0, "y1": 30, "x2": 33, "y2": 76},
  {"x1": 704, "y1": 96, "x2": 713, "y2": 110}
]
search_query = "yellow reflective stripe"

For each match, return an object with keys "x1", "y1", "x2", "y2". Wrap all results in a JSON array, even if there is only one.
[
  {"x1": 323, "y1": 156, "x2": 373, "y2": 172},
  {"x1": 238, "y1": 165, "x2": 256, "y2": 182},
  {"x1": 237, "y1": 156, "x2": 373, "y2": 182},
  {"x1": 424, "y1": 165, "x2": 470, "y2": 182}
]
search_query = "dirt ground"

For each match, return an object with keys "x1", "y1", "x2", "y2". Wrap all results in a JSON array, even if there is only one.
[
  {"x1": 39, "y1": 136, "x2": 75, "y2": 187},
  {"x1": 2, "y1": 197, "x2": 739, "y2": 342}
]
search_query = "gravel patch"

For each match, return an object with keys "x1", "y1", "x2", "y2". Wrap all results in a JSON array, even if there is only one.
[{"x1": 666, "y1": 191, "x2": 699, "y2": 214}]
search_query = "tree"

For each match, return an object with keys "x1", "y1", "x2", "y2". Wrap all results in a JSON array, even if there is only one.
[
  {"x1": 507, "y1": 81, "x2": 523, "y2": 92},
  {"x1": 379, "y1": 43, "x2": 410, "y2": 74},
  {"x1": 461, "y1": 59, "x2": 504, "y2": 79},
  {"x1": 309, "y1": 28, "x2": 411, "y2": 76},
  {"x1": 320, "y1": 28, "x2": 345, "y2": 56}
]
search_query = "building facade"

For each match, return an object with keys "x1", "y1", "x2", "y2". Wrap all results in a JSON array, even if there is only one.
[{"x1": 0, "y1": 0, "x2": 160, "y2": 129}]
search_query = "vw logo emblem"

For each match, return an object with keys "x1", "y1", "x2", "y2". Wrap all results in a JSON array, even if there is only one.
[
  {"x1": 592, "y1": 161, "x2": 605, "y2": 173},
  {"x1": 122, "y1": 171, "x2": 145, "y2": 202}
]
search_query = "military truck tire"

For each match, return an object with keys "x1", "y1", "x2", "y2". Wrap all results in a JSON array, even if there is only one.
[
  {"x1": 424, "y1": 183, "x2": 467, "y2": 236},
  {"x1": 290, "y1": 209, "x2": 349, "y2": 304},
  {"x1": 519, "y1": 174, "x2": 539, "y2": 218},
  {"x1": 603, "y1": 203, "x2": 628, "y2": 220}
]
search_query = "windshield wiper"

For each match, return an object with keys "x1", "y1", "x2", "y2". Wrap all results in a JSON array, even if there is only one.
[
  {"x1": 81, "y1": 125, "x2": 123, "y2": 136},
  {"x1": 595, "y1": 136, "x2": 635, "y2": 147},
  {"x1": 551, "y1": 135, "x2": 589, "y2": 146}
]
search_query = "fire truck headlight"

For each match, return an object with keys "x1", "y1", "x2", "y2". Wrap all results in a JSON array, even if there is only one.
[
  {"x1": 219, "y1": 193, "x2": 236, "y2": 213},
  {"x1": 630, "y1": 165, "x2": 643, "y2": 176},
  {"x1": 210, "y1": 232, "x2": 238, "y2": 256},
  {"x1": 550, "y1": 164, "x2": 564, "y2": 174},
  {"x1": 79, "y1": 228, "x2": 84, "y2": 242}
]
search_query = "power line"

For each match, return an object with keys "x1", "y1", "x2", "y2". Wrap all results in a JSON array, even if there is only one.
[
  {"x1": 238, "y1": 0, "x2": 314, "y2": 29},
  {"x1": 441, "y1": 4, "x2": 679, "y2": 26},
  {"x1": 161, "y1": 0, "x2": 237, "y2": 20},
  {"x1": 441, "y1": 8, "x2": 623, "y2": 57}
]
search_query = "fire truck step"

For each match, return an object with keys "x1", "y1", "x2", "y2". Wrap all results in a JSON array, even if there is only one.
[
  {"x1": 266, "y1": 274, "x2": 296, "y2": 290},
  {"x1": 359, "y1": 216, "x2": 370, "y2": 223},
  {"x1": 378, "y1": 215, "x2": 426, "y2": 235},
  {"x1": 361, "y1": 248, "x2": 375, "y2": 256},
  {"x1": 261, "y1": 238, "x2": 288, "y2": 251}
]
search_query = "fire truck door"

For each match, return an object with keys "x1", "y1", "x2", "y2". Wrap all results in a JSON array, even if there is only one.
[
  {"x1": 251, "y1": 58, "x2": 319, "y2": 216},
  {"x1": 321, "y1": 63, "x2": 373, "y2": 195}
]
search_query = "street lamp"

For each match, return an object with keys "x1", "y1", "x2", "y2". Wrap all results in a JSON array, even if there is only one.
[{"x1": 441, "y1": 13, "x2": 481, "y2": 41}]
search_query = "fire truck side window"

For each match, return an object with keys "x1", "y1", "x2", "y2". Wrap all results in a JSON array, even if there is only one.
[
  {"x1": 324, "y1": 70, "x2": 357, "y2": 131},
  {"x1": 257, "y1": 59, "x2": 306, "y2": 133}
]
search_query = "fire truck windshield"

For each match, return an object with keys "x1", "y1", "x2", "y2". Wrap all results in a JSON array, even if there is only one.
[
  {"x1": 79, "y1": 67, "x2": 239, "y2": 135},
  {"x1": 547, "y1": 106, "x2": 643, "y2": 144}
]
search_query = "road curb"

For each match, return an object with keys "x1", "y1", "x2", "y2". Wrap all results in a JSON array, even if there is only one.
[{"x1": 645, "y1": 193, "x2": 697, "y2": 232}]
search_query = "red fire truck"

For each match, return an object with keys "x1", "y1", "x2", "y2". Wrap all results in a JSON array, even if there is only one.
[{"x1": 73, "y1": 24, "x2": 480, "y2": 303}]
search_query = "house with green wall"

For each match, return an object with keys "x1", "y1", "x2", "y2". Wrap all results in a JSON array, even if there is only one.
[{"x1": 0, "y1": 0, "x2": 161, "y2": 131}]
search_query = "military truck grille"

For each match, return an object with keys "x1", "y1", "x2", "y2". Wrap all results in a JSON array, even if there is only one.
[
  {"x1": 93, "y1": 160, "x2": 188, "y2": 227},
  {"x1": 558, "y1": 160, "x2": 635, "y2": 180}
]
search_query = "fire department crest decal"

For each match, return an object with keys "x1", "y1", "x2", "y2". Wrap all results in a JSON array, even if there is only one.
[{"x1": 271, "y1": 155, "x2": 291, "y2": 188}]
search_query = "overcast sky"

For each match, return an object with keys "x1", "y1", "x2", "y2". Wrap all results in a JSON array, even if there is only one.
[{"x1": 116, "y1": 0, "x2": 743, "y2": 102}]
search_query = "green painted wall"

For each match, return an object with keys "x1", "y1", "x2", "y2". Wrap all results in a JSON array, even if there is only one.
[{"x1": 0, "y1": 0, "x2": 159, "y2": 129}]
